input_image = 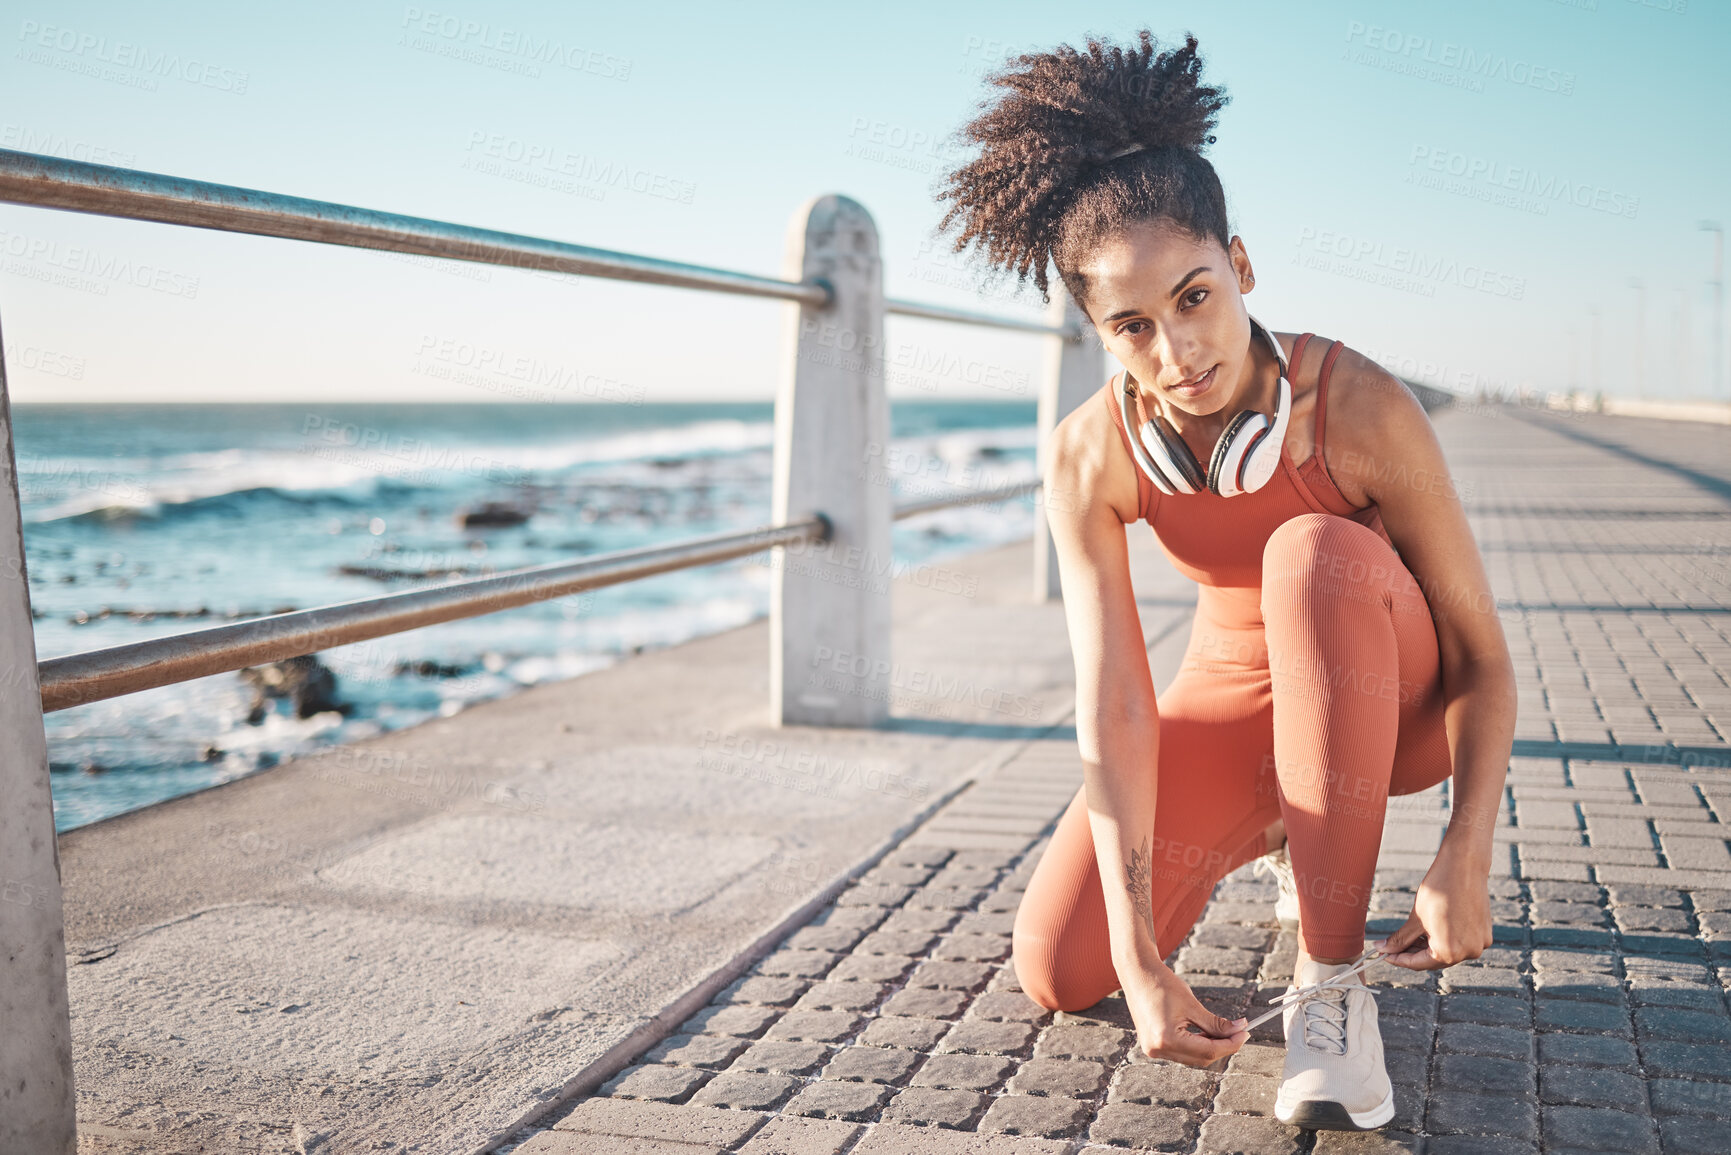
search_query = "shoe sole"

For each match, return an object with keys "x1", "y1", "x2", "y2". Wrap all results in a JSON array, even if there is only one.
[{"x1": 1275, "y1": 1090, "x2": 1395, "y2": 1131}]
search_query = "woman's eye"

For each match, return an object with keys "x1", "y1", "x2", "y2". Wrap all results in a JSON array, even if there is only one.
[
  {"x1": 1119, "y1": 320, "x2": 1148, "y2": 337},
  {"x1": 1183, "y1": 288, "x2": 1209, "y2": 308}
]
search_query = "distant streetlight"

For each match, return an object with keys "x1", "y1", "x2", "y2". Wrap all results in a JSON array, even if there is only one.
[
  {"x1": 1628, "y1": 277, "x2": 1646, "y2": 400},
  {"x1": 1589, "y1": 305, "x2": 1601, "y2": 394},
  {"x1": 1701, "y1": 221, "x2": 1724, "y2": 399}
]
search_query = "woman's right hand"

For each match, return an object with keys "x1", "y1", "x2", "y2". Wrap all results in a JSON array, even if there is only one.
[{"x1": 1120, "y1": 958, "x2": 1249, "y2": 1068}]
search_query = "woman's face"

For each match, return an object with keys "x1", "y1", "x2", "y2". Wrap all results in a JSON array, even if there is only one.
[{"x1": 1077, "y1": 220, "x2": 1258, "y2": 422}]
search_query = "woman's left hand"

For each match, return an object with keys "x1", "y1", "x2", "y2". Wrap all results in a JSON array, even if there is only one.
[{"x1": 1375, "y1": 838, "x2": 1495, "y2": 970}]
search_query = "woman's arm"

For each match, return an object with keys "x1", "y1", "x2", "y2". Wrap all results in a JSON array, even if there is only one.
[
  {"x1": 1045, "y1": 407, "x2": 1164, "y2": 968},
  {"x1": 1043, "y1": 398, "x2": 1246, "y2": 1063},
  {"x1": 1324, "y1": 350, "x2": 1519, "y2": 967}
]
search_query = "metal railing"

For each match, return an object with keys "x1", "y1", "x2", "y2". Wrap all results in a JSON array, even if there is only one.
[{"x1": 0, "y1": 148, "x2": 1103, "y2": 1152}]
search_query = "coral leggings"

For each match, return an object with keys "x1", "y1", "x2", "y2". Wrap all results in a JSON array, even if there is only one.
[{"x1": 1013, "y1": 514, "x2": 1455, "y2": 1011}]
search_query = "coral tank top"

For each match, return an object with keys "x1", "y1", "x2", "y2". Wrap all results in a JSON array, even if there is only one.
[{"x1": 1104, "y1": 333, "x2": 1397, "y2": 627}]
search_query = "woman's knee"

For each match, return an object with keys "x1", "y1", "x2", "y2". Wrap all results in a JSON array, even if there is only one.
[
  {"x1": 1264, "y1": 513, "x2": 1388, "y2": 576},
  {"x1": 1010, "y1": 931, "x2": 1091, "y2": 1013},
  {"x1": 1262, "y1": 515, "x2": 1400, "y2": 611}
]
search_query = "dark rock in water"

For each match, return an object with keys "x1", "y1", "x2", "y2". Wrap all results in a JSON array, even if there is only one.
[
  {"x1": 977, "y1": 445, "x2": 1006, "y2": 458},
  {"x1": 116, "y1": 606, "x2": 219, "y2": 622},
  {"x1": 200, "y1": 745, "x2": 224, "y2": 762},
  {"x1": 82, "y1": 761, "x2": 112, "y2": 775},
  {"x1": 456, "y1": 501, "x2": 533, "y2": 528},
  {"x1": 237, "y1": 654, "x2": 352, "y2": 724},
  {"x1": 395, "y1": 658, "x2": 468, "y2": 678},
  {"x1": 338, "y1": 563, "x2": 481, "y2": 582}
]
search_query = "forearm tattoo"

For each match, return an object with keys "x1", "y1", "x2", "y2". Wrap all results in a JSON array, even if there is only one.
[{"x1": 1126, "y1": 834, "x2": 1157, "y2": 944}]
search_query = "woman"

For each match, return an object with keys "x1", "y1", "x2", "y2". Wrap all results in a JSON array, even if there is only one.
[{"x1": 933, "y1": 31, "x2": 1517, "y2": 1131}]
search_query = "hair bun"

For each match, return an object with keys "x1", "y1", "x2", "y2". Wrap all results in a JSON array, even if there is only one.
[{"x1": 935, "y1": 29, "x2": 1231, "y2": 302}]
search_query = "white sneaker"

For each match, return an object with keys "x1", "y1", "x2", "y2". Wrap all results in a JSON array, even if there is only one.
[
  {"x1": 1273, "y1": 957, "x2": 1395, "y2": 1130},
  {"x1": 1253, "y1": 841, "x2": 1300, "y2": 932}
]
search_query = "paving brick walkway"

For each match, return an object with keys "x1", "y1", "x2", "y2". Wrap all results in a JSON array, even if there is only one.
[{"x1": 498, "y1": 404, "x2": 1731, "y2": 1155}]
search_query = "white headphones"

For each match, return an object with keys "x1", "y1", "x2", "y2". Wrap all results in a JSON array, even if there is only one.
[{"x1": 1115, "y1": 314, "x2": 1292, "y2": 498}]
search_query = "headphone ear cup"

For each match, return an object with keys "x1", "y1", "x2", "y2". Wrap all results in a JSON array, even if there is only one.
[
  {"x1": 1135, "y1": 421, "x2": 1191, "y2": 493},
  {"x1": 1208, "y1": 410, "x2": 1263, "y2": 496},
  {"x1": 1236, "y1": 425, "x2": 1281, "y2": 494},
  {"x1": 1238, "y1": 372, "x2": 1293, "y2": 494},
  {"x1": 1148, "y1": 414, "x2": 1209, "y2": 493}
]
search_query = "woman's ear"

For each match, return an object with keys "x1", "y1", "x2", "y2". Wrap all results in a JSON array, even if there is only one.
[{"x1": 1228, "y1": 236, "x2": 1254, "y2": 294}]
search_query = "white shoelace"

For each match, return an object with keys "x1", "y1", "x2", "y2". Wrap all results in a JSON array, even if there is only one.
[
  {"x1": 1241, "y1": 948, "x2": 1383, "y2": 1034},
  {"x1": 1298, "y1": 982, "x2": 1351, "y2": 1054}
]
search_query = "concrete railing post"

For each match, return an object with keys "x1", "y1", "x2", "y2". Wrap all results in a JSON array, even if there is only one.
[
  {"x1": 1033, "y1": 288, "x2": 1103, "y2": 601},
  {"x1": 0, "y1": 311, "x2": 78, "y2": 1154},
  {"x1": 770, "y1": 195, "x2": 890, "y2": 727}
]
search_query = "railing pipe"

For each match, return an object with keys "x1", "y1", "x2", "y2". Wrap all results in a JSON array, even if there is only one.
[
  {"x1": 890, "y1": 479, "x2": 1042, "y2": 522},
  {"x1": 0, "y1": 150, "x2": 831, "y2": 307},
  {"x1": 885, "y1": 295, "x2": 1080, "y2": 340},
  {"x1": 34, "y1": 475, "x2": 1037, "y2": 717},
  {"x1": 37, "y1": 515, "x2": 827, "y2": 714}
]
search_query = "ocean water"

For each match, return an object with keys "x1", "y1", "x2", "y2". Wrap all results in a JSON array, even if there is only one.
[{"x1": 13, "y1": 400, "x2": 1041, "y2": 832}]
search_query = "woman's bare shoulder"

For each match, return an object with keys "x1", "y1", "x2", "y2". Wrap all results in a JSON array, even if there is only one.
[
  {"x1": 1324, "y1": 342, "x2": 1430, "y2": 434},
  {"x1": 1314, "y1": 341, "x2": 1437, "y2": 507}
]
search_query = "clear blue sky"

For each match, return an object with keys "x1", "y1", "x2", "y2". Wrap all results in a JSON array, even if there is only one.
[{"x1": 3, "y1": 0, "x2": 1726, "y2": 403}]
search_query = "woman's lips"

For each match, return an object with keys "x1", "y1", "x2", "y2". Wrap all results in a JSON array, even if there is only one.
[{"x1": 1171, "y1": 365, "x2": 1217, "y2": 397}]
